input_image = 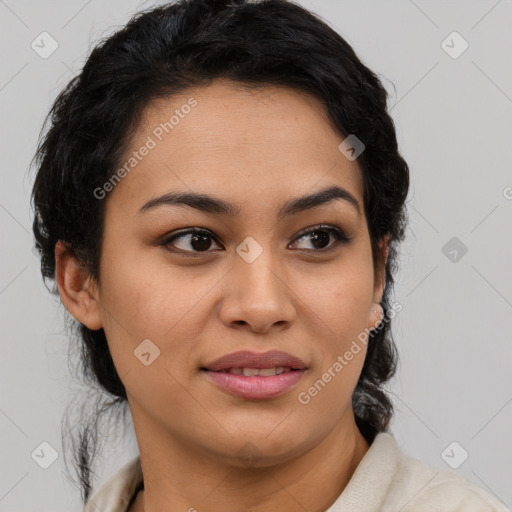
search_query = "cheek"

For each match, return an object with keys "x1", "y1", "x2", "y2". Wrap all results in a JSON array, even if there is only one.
[
  {"x1": 295, "y1": 238, "x2": 374, "y2": 398},
  {"x1": 95, "y1": 241, "x2": 212, "y2": 372},
  {"x1": 295, "y1": 272, "x2": 371, "y2": 416},
  {"x1": 301, "y1": 244, "x2": 375, "y2": 337},
  {"x1": 95, "y1": 259, "x2": 194, "y2": 410}
]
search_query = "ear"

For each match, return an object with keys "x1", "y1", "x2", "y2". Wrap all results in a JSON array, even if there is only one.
[
  {"x1": 373, "y1": 235, "x2": 389, "y2": 303},
  {"x1": 368, "y1": 235, "x2": 389, "y2": 329},
  {"x1": 55, "y1": 240, "x2": 103, "y2": 330}
]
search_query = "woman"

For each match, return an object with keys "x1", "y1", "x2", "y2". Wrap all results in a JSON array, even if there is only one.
[{"x1": 30, "y1": 0, "x2": 509, "y2": 510}]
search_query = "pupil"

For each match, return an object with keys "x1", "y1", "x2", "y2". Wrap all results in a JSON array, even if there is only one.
[
  {"x1": 191, "y1": 233, "x2": 211, "y2": 251},
  {"x1": 311, "y1": 230, "x2": 329, "y2": 249}
]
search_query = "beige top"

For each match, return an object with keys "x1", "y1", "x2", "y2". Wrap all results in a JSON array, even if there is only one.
[{"x1": 83, "y1": 432, "x2": 510, "y2": 512}]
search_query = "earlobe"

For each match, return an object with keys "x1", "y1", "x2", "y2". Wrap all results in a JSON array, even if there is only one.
[
  {"x1": 368, "y1": 302, "x2": 384, "y2": 330},
  {"x1": 55, "y1": 241, "x2": 103, "y2": 330}
]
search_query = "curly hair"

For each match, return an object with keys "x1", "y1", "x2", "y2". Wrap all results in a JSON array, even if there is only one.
[{"x1": 30, "y1": 0, "x2": 409, "y2": 503}]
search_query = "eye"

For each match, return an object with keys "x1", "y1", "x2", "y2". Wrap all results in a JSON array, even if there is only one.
[
  {"x1": 160, "y1": 224, "x2": 350, "y2": 257},
  {"x1": 161, "y1": 228, "x2": 222, "y2": 256},
  {"x1": 289, "y1": 224, "x2": 350, "y2": 252}
]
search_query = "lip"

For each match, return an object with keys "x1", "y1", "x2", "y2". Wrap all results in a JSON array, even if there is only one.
[
  {"x1": 201, "y1": 350, "x2": 307, "y2": 400},
  {"x1": 202, "y1": 350, "x2": 307, "y2": 372}
]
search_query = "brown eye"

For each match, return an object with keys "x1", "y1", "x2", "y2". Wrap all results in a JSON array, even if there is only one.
[
  {"x1": 162, "y1": 229, "x2": 222, "y2": 255},
  {"x1": 290, "y1": 225, "x2": 350, "y2": 252},
  {"x1": 160, "y1": 224, "x2": 350, "y2": 257}
]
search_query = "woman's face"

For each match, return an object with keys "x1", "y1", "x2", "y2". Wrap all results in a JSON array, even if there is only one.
[{"x1": 84, "y1": 79, "x2": 384, "y2": 466}]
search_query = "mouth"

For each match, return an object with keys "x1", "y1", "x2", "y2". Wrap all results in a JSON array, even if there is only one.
[
  {"x1": 200, "y1": 350, "x2": 307, "y2": 400},
  {"x1": 205, "y1": 366, "x2": 300, "y2": 376},
  {"x1": 202, "y1": 349, "x2": 307, "y2": 372}
]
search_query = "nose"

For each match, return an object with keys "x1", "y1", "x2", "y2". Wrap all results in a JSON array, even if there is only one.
[{"x1": 218, "y1": 247, "x2": 296, "y2": 334}]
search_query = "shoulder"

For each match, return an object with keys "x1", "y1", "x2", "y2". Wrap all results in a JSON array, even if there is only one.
[
  {"x1": 380, "y1": 435, "x2": 510, "y2": 512},
  {"x1": 82, "y1": 455, "x2": 143, "y2": 512}
]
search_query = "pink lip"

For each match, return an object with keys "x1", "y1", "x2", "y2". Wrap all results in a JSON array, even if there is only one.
[
  {"x1": 201, "y1": 350, "x2": 307, "y2": 400},
  {"x1": 203, "y1": 350, "x2": 307, "y2": 372},
  {"x1": 203, "y1": 370, "x2": 306, "y2": 399}
]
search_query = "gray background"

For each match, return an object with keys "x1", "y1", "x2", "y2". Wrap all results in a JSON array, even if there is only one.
[{"x1": 1, "y1": 0, "x2": 511, "y2": 510}]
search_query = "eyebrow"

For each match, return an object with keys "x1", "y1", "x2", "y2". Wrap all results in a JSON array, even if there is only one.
[{"x1": 138, "y1": 185, "x2": 361, "y2": 219}]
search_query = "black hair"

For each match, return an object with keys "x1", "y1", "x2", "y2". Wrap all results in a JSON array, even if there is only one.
[{"x1": 30, "y1": 0, "x2": 409, "y2": 504}]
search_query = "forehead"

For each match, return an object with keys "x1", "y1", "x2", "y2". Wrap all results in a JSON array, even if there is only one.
[{"x1": 110, "y1": 79, "x2": 364, "y2": 214}]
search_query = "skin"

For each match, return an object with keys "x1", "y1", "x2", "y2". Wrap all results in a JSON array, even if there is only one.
[{"x1": 56, "y1": 78, "x2": 387, "y2": 512}]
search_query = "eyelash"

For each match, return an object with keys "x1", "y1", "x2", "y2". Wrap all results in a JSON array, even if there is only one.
[{"x1": 159, "y1": 224, "x2": 351, "y2": 257}]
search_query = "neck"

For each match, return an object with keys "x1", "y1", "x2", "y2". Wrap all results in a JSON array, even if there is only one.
[{"x1": 130, "y1": 408, "x2": 370, "y2": 512}]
